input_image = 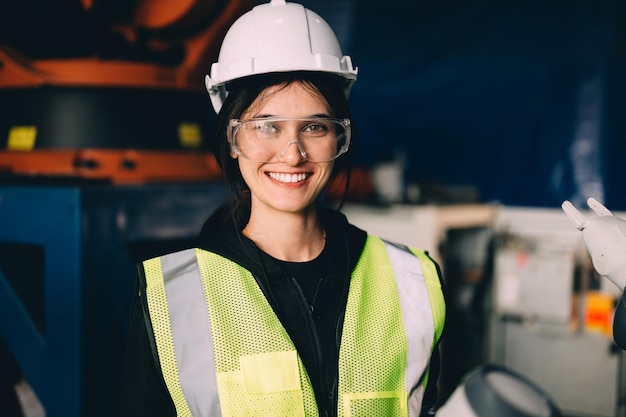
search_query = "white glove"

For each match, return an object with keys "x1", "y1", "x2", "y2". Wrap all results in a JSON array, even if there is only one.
[{"x1": 562, "y1": 197, "x2": 626, "y2": 291}]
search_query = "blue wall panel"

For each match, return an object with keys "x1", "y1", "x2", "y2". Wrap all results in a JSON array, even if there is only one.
[
  {"x1": 0, "y1": 183, "x2": 227, "y2": 417},
  {"x1": 309, "y1": 0, "x2": 626, "y2": 209}
]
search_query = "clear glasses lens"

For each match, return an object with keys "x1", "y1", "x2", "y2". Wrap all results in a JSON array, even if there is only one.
[{"x1": 228, "y1": 117, "x2": 351, "y2": 163}]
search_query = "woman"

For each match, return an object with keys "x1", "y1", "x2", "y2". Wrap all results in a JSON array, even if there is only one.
[{"x1": 118, "y1": 1, "x2": 445, "y2": 416}]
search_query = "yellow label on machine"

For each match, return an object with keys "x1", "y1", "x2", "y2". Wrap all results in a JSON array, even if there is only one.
[
  {"x1": 584, "y1": 291, "x2": 614, "y2": 336},
  {"x1": 7, "y1": 126, "x2": 37, "y2": 151},
  {"x1": 178, "y1": 122, "x2": 202, "y2": 149}
]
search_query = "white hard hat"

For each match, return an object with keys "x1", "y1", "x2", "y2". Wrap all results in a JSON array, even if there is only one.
[{"x1": 205, "y1": 0, "x2": 358, "y2": 113}]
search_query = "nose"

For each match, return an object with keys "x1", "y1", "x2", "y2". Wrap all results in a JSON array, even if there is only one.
[{"x1": 278, "y1": 140, "x2": 307, "y2": 164}]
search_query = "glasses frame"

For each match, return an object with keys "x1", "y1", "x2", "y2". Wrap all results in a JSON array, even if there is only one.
[{"x1": 227, "y1": 116, "x2": 351, "y2": 163}]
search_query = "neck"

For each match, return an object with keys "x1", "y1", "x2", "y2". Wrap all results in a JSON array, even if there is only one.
[{"x1": 244, "y1": 208, "x2": 326, "y2": 262}]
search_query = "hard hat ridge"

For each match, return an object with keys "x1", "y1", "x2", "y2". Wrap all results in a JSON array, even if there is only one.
[{"x1": 205, "y1": 0, "x2": 357, "y2": 113}]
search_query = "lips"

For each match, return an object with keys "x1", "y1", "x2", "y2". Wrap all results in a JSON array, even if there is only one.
[{"x1": 267, "y1": 172, "x2": 310, "y2": 183}]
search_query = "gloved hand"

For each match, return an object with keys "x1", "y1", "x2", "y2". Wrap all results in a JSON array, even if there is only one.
[
  {"x1": 562, "y1": 197, "x2": 626, "y2": 291},
  {"x1": 562, "y1": 197, "x2": 626, "y2": 350}
]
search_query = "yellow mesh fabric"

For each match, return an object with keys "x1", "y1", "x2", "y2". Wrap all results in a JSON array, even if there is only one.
[
  {"x1": 196, "y1": 249, "x2": 318, "y2": 417},
  {"x1": 338, "y1": 237, "x2": 408, "y2": 417},
  {"x1": 143, "y1": 258, "x2": 192, "y2": 417},
  {"x1": 343, "y1": 392, "x2": 408, "y2": 417}
]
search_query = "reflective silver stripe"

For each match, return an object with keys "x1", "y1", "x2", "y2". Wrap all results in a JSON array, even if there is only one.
[
  {"x1": 160, "y1": 248, "x2": 221, "y2": 417},
  {"x1": 382, "y1": 240, "x2": 435, "y2": 417}
]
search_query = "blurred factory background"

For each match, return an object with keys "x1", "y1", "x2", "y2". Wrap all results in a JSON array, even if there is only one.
[{"x1": 0, "y1": 0, "x2": 625, "y2": 416}]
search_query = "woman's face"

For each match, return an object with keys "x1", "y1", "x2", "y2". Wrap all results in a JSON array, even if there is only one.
[{"x1": 233, "y1": 81, "x2": 335, "y2": 217}]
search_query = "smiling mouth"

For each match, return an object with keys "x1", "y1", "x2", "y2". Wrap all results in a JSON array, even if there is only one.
[{"x1": 267, "y1": 172, "x2": 310, "y2": 183}]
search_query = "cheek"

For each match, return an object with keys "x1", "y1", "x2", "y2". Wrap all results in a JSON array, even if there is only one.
[
  {"x1": 323, "y1": 161, "x2": 336, "y2": 178},
  {"x1": 316, "y1": 165, "x2": 335, "y2": 189}
]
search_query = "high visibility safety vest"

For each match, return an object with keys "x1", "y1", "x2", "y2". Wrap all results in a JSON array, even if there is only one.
[{"x1": 142, "y1": 236, "x2": 445, "y2": 417}]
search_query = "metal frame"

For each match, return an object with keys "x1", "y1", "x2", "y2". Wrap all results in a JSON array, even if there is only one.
[
  {"x1": 0, "y1": 186, "x2": 82, "y2": 417},
  {"x1": 0, "y1": 183, "x2": 228, "y2": 417}
]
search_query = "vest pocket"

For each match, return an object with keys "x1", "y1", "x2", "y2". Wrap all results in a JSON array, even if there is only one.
[
  {"x1": 342, "y1": 391, "x2": 408, "y2": 417},
  {"x1": 216, "y1": 350, "x2": 305, "y2": 417}
]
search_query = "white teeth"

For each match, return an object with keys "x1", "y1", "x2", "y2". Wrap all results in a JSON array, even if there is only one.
[{"x1": 268, "y1": 172, "x2": 308, "y2": 183}]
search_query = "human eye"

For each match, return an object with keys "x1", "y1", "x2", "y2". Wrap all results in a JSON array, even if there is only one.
[
  {"x1": 303, "y1": 120, "x2": 330, "y2": 136},
  {"x1": 249, "y1": 120, "x2": 279, "y2": 138}
]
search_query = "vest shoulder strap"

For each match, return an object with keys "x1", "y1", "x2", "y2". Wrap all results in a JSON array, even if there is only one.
[{"x1": 409, "y1": 248, "x2": 446, "y2": 345}]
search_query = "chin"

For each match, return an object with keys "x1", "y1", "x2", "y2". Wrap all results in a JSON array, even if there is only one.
[{"x1": 268, "y1": 199, "x2": 317, "y2": 214}]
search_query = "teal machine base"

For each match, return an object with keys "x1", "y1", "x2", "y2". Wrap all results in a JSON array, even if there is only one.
[{"x1": 0, "y1": 183, "x2": 227, "y2": 417}]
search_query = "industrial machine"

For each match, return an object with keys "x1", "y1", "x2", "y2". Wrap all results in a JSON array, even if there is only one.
[
  {"x1": 0, "y1": 0, "x2": 262, "y2": 183},
  {"x1": 0, "y1": 2, "x2": 255, "y2": 416},
  {"x1": 448, "y1": 198, "x2": 626, "y2": 417},
  {"x1": 437, "y1": 363, "x2": 562, "y2": 417},
  {"x1": 485, "y1": 204, "x2": 626, "y2": 417}
]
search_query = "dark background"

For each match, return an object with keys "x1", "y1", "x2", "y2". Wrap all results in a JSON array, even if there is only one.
[
  {"x1": 313, "y1": 0, "x2": 626, "y2": 210},
  {"x1": 1, "y1": 0, "x2": 624, "y2": 210}
]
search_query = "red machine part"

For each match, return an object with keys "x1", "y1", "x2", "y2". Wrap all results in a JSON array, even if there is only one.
[
  {"x1": 0, "y1": 0, "x2": 257, "y2": 183},
  {"x1": 0, "y1": 149, "x2": 222, "y2": 184},
  {"x1": 0, "y1": 0, "x2": 256, "y2": 90}
]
